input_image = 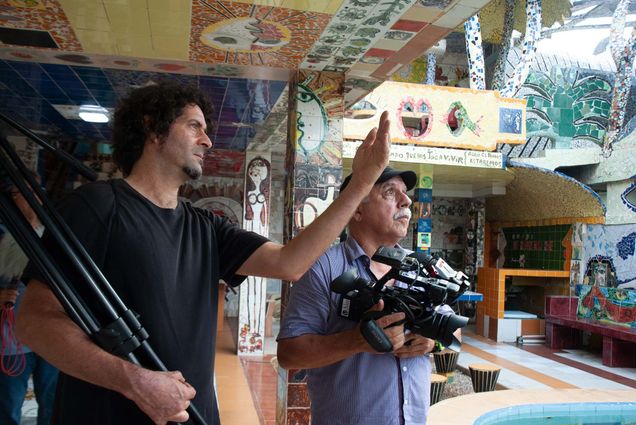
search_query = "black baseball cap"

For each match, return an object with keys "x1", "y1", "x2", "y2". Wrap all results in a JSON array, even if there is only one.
[{"x1": 340, "y1": 166, "x2": 417, "y2": 193}]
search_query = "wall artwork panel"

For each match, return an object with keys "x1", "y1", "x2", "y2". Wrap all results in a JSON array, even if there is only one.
[
  {"x1": 293, "y1": 71, "x2": 344, "y2": 165},
  {"x1": 581, "y1": 223, "x2": 636, "y2": 289},
  {"x1": 238, "y1": 154, "x2": 271, "y2": 354},
  {"x1": 501, "y1": 225, "x2": 571, "y2": 270}
]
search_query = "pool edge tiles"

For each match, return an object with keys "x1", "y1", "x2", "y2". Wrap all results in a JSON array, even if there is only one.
[
  {"x1": 473, "y1": 402, "x2": 636, "y2": 425},
  {"x1": 427, "y1": 389, "x2": 636, "y2": 425}
]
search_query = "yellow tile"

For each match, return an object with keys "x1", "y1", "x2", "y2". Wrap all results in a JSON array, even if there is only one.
[
  {"x1": 288, "y1": 0, "x2": 343, "y2": 14},
  {"x1": 150, "y1": 36, "x2": 190, "y2": 60},
  {"x1": 147, "y1": 0, "x2": 190, "y2": 14},
  {"x1": 74, "y1": 29, "x2": 117, "y2": 54},
  {"x1": 405, "y1": 4, "x2": 445, "y2": 22},
  {"x1": 107, "y1": 5, "x2": 152, "y2": 35},
  {"x1": 60, "y1": 0, "x2": 106, "y2": 17},
  {"x1": 72, "y1": 15, "x2": 112, "y2": 31}
]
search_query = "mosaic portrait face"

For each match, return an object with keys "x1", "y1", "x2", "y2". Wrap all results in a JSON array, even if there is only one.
[{"x1": 295, "y1": 84, "x2": 327, "y2": 154}]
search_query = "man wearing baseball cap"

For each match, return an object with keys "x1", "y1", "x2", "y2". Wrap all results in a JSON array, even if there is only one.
[{"x1": 277, "y1": 166, "x2": 440, "y2": 425}]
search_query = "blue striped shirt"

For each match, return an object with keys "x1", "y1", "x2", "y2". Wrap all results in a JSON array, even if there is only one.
[{"x1": 279, "y1": 237, "x2": 443, "y2": 425}]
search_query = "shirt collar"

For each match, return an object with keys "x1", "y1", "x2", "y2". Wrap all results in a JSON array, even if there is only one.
[
  {"x1": 343, "y1": 235, "x2": 368, "y2": 266},
  {"x1": 343, "y1": 235, "x2": 407, "y2": 267}
]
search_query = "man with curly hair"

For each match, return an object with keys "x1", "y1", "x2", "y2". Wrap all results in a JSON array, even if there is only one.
[{"x1": 16, "y1": 80, "x2": 390, "y2": 425}]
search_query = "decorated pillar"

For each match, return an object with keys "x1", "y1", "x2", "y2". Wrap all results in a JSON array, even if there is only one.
[
  {"x1": 413, "y1": 164, "x2": 433, "y2": 253},
  {"x1": 278, "y1": 69, "x2": 345, "y2": 425},
  {"x1": 463, "y1": 15, "x2": 486, "y2": 91},
  {"x1": 238, "y1": 153, "x2": 272, "y2": 355},
  {"x1": 499, "y1": 0, "x2": 542, "y2": 98},
  {"x1": 604, "y1": 0, "x2": 635, "y2": 155},
  {"x1": 425, "y1": 53, "x2": 437, "y2": 86}
]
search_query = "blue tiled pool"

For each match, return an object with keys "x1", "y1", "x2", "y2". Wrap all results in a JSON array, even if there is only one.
[{"x1": 474, "y1": 402, "x2": 636, "y2": 425}]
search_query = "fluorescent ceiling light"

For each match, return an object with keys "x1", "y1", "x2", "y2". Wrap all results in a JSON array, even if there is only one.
[{"x1": 79, "y1": 105, "x2": 110, "y2": 123}]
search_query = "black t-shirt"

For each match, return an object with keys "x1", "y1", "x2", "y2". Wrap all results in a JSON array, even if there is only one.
[{"x1": 24, "y1": 179, "x2": 268, "y2": 425}]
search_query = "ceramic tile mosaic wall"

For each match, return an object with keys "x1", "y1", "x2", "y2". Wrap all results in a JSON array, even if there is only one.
[
  {"x1": 607, "y1": 179, "x2": 636, "y2": 225},
  {"x1": 280, "y1": 70, "x2": 344, "y2": 425},
  {"x1": 414, "y1": 166, "x2": 433, "y2": 253},
  {"x1": 521, "y1": 68, "x2": 613, "y2": 149},
  {"x1": 431, "y1": 197, "x2": 468, "y2": 269},
  {"x1": 428, "y1": 197, "x2": 484, "y2": 279},
  {"x1": 577, "y1": 223, "x2": 636, "y2": 289},
  {"x1": 501, "y1": 224, "x2": 571, "y2": 270},
  {"x1": 577, "y1": 285, "x2": 636, "y2": 327},
  {"x1": 285, "y1": 70, "x2": 344, "y2": 237}
]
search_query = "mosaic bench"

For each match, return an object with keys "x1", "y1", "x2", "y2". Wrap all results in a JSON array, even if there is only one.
[
  {"x1": 544, "y1": 295, "x2": 636, "y2": 367},
  {"x1": 545, "y1": 314, "x2": 636, "y2": 367}
]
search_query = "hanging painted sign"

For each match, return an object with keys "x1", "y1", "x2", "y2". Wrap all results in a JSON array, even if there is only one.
[{"x1": 344, "y1": 81, "x2": 527, "y2": 151}]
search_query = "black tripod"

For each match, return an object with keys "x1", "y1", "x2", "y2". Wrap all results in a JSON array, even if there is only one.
[{"x1": 0, "y1": 113, "x2": 207, "y2": 425}]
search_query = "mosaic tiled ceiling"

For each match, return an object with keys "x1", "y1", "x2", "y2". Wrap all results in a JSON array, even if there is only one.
[{"x1": 0, "y1": 0, "x2": 495, "y2": 156}]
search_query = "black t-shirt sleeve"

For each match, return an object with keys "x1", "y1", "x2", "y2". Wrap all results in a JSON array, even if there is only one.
[{"x1": 212, "y1": 214, "x2": 269, "y2": 287}]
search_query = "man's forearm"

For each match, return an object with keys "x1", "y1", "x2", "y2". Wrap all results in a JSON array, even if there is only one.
[
  {"x1": 238, "y1": 178, "x2": 377, "y2": 281},
  {"x1": 17, "y1": 280, "x2": 201, "y2": 423},
  {"x1": 277, "y1": 311, "x2": 407, "y2": 369},
  {"x1": 277, "y1": 182, "x2": 373, "y2": 279},
  {"x1": 16, "y1": 280, "x2": 140, "y2": 399},
  {"x1": 277, "y1": 327, "x2": 368, "y2": 370},
  {"x1": 237, "y1": 111, "x2": 390, "y2": 281}
]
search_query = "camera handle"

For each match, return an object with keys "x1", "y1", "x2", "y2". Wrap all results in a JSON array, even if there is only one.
[{"x1": 359, "y1": 311, "x2": 394, "y2": 353}]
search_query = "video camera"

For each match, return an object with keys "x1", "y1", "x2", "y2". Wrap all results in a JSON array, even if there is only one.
[{"x1": 330, "y1": 246, "x2": 470, "y2": 353}]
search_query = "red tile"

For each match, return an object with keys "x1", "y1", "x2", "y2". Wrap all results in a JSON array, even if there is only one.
[
  {"x1": 287, "y1": 408, "x2": 310, "y2": 425},
  {"x1": 391, "y1": 19, "x2": 429, "y2": 32},
  {"x1": 288, "y1": 383, "x2": 310, "y2": 408},
  {"x1": 364, "y1": 48, "x2": 396, "y2": 59}
]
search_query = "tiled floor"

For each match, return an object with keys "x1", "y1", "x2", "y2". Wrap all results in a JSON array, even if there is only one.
[
  {"x1": 239, "y1": 356, "x2": 277, "y2": 425},
  {"x1": 21, "y1": 324, "x2": 636, "y2": 425}
]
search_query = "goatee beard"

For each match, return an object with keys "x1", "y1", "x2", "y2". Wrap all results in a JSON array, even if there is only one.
[{"x1": 183, "y1": 166, "x2": 202, "y2": 180}]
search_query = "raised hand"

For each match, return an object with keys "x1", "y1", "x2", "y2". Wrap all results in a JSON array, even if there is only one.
[
  {"x1": 348, "y1": 110, "x2": 391, "y2": 191},
  {"x1": 125, "y1": 368, "x2": 196, "y2": 424}
]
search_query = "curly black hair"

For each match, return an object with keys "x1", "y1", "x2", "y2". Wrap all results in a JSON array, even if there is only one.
[{"x1": 111, "y1": 80, "x2": 214, "y2": 176}]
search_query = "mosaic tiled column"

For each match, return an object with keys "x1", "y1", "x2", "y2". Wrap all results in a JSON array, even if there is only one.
[
  {"x1": 278, "y1": 69, "x2": 345, "y2": 425},
  {"x1": 491, "y1": 0, "x2": 516, "y2": 91},
  {"x1": 604, "y1": 0, "x2": 636, "y2": 155},
  {"x1": 464, "y1": 15, "x2": 486, "y2": 91},
  {"x1": 499, "y1": 0, "x2": 542, "y2": 98},
  {"x1": 464, "y1": 199, "x2": 485, "y2": 282},
  {"x1": 238, "y1": 153, "x2": 272, "y2": 355},
  {"x1": 609, "y1": 0, "x2": 631, "y2": 66},
  {"x1": 426, "y1": 53, "x2": 437, "y2": 85},
  {"x1": 414, "y1": 165, "x2": 433, "y2": 253}
]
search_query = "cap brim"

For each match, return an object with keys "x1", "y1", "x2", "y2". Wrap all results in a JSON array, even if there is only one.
[
  {"x1": 340, "y1": 168, "x2": 417, "y2": 193},
  {"x1": 377, "y1": 169, "x2": 417, "y2": 191}
]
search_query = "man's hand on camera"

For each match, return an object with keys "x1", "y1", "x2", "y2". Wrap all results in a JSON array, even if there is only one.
[
  {"x1": 125, "y1": 367, "x2": 196, "y2": 425},
  {"x1": 361, "y1": 299, "x2": 406, "y2": 352},
  {"x1": 394, "y1": 334, "x2": 435, "y2": 358}
]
